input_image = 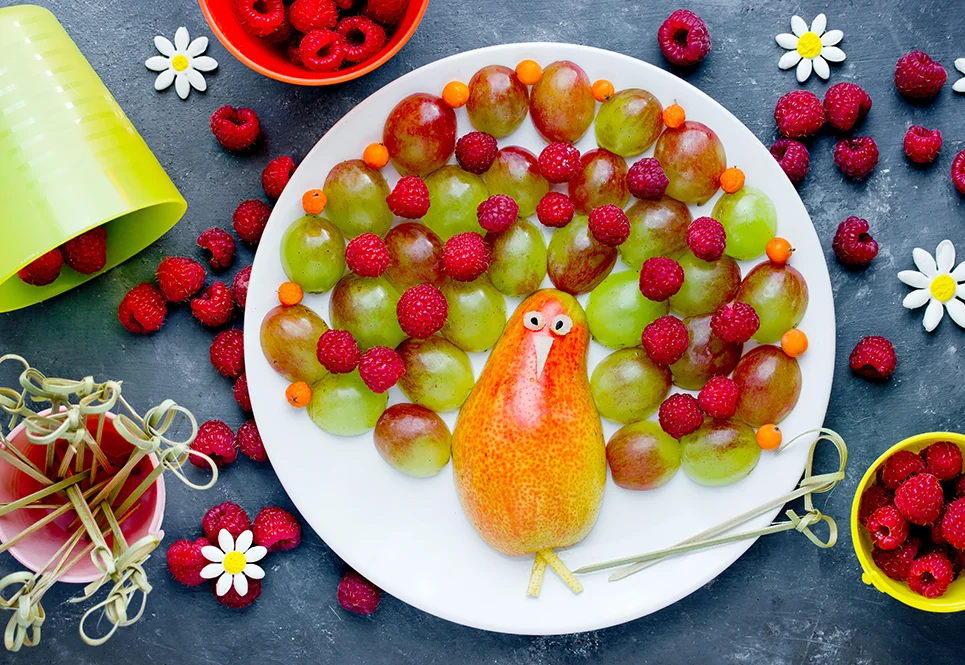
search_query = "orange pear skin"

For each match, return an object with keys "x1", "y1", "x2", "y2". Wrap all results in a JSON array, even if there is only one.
[{"x1": 452, "y1": 289, "x2": 606, "y2": 557}]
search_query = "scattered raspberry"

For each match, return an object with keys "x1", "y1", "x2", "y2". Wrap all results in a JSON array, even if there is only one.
[
  {"x1": 61, "y1": 227, "x2": 107, "y2": 275},
  {"x1": 262, "y1": 156, "x2": 296, "y2": 200},
  {"x1": 455, "y1": 132, "x2": 498, "y2": 175},
  {"x1": 872, "y1": 536, "x2": 920, "y2": 581},
  {"x1": 210, "y1": 329, "x2": 245, "y2": 379},
  {"x1": 191, "y1": 282, "x2": 235, "y2": 328},
  {"x1": 288, "y1": 0, "x2": 338, "y2": 33},
  {"x1": 923, "y1": 441, "x2": 963, "y2": 481},
  {"x1": 336, "y1": 15, "x2": 386, "y2": 64},
  {"x1": 443, "y1": 232, "x2": 490, "y2": 281},
  {"x1": 834, "y1": 136, "x2": 879, "y2": 180},
  {"x1": 858, "y1": 484, "x2": 895, "y2": 525},
  {"x1": 118, "y1": 283, "x2": 167, "y2": 334},
  {"x1": 166, "y1": 537, "x2": 210, "y2": 586},
  {"x1": 641, "y1": 315, "x2": 690, "y2": 366},
  {"x1": 358, "y1": 346, "x2": 405, "y2": 393},
  {"x1": 397, "y1": 284, "x2": 448, "y2": 339},
  {"x1": 191, "y1": 420, "x2": 238, "y2": 469},
  {"x1": 316, "y1": 330, "x2": 361, "y2": 374},
  {"x1": 235, "y1": 0, "x2": 286, "y2": 36},
  {"x1": 907, "y1": 551, "x2": 954, "y2": 598},
  {"x1": 822, "y1": 82, "x2": 872, "y2": 133},
  {"x1": 711, "y1": 302, "x2": 760, "y2": 344},
  {"x1": 867, "y1": 505, "x2": 909, "y2": 550},
  {"x1": 338, "y1": 570, "x2": 382, "y2": 614},
  {"x1": 233, "y1": 200, "x2": 272, "y2": 246},
  {"x1": 639, "y1": 257, "x2": 684, "y2": 301},
  {"x1": 626, "y1": 157, "x2": 669, "y2": 200},
  {"x1": 697, "y1": 376, "x2": 739, "y2": 419},
  {"x1": 345, "y1": 233, "x2": 391, "y2": 277},
  {"x1": 215, "y1": 577, "x2": 262, "y2": 608},
  {"x1": 477, "y1": 194, "x2": 519, "y2": 233},
  {"x1": 894, "y1": 50, "x2": 947, "y2": 100},
  {"x1": 903, "y1": 125, "x2": 942, "y2": 164},
  {"x1": 588, "y1": 204, "x2": 630, "y2": 247},
  {"x1": 894, "y1": 473, "x2": 943, "y2": 525},
  {"x1": 234, "y1": 373, "x2": 252, "y2": 412},
  {"x1": 233, "y1": 265, "x2": 251, "y2": 310},
  {"x1": 18, "y1": 249, "x2": 63, "y2": 286},
  {"x1": 298, "y1": 29, "x2": 345, "y2": 72},
  {"x1": 197, "y1": 228, "x2": 236, "y2": 270},
  {"x1": 236, "y1": 419, "x2": 267, "y2": 463},
  {"x1": 686, "y1": 216, "x2": 727, "y2": 261},
  {"x1": 832, "y1": 217, "x2": 878, "y2": 267},
  {"x1": 769, "y1": 139, "x2": 810, "y2": 184},
  {"x1": 881, "y1": 450, "x2": 926, "y2": 489},
  {"x1": 210, "y1": 105, "x2": 261, "y2": 151},
  {"x1": 537, "y1": 142, "x2": 581, "y2": 183},
  {"x1": 774, "y1": 90, "x2": 824, "y2": 139},
  {"x1": 156, "y1": 256, "x2": 205, "y2": 303},
  {"x1": 253, "y1": 506, "x2": 301, "y2": 551},
  {"x1": 536, "y1": 192, "x2": 576, "y2": 228},
  {"x1": 658, "y1": 393, "x2": 704, "y2": 439},
  {"x1": 953, "y1": 150, "x2": 965, "y2": 196},
  {"x1": 202, "y1": 502, "x2": 252, "y2": 542},
  {"x1": 363, "y1": 0, "x2": 408, "y2": 25},
  {"x1": 941, "y1": 498, "x2": 965, "y2": 549},
  {"x1": 657, "y1": 9, "x2": 711, "y2": 67},
  {"x1": 387, "y1": 175, "x2": 430, "y2": 218},
  {"x1": 849, "y1": 336, "x2": 896, "y2": 381}
]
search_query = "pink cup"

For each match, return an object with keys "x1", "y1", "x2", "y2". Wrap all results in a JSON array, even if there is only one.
[{"x1": 0, "y1": 411, "x2": 165, "y2": 583}]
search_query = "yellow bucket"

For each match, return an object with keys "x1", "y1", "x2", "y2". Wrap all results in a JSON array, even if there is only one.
[{"x1": 851, "y1": 431, "x2": 965, "y2": 612}]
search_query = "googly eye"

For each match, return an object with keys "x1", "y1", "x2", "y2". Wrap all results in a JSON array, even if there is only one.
[
  {"x1": 523, "y1": 311, "x2": 544, "y2": 331},
  {"x1": 550, "y1": 314, "x2": 573, "y2": 336}
]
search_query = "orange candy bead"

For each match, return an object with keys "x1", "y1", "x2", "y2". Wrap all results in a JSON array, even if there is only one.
[
  {"x1": 662, "y1": 103, "x2": 686, "y2": 129},
  {"x1": 592, "y1": 79, "x2": 615, "y2": 102},
  {"x1": 278, "y1": 281, "x2": 304, "y2": 306},
  {"x1": 756, "y1": 424, "x2": 783, "y2": 451},
  {"x1": 515, "y1": 60, "x2": 543, "y2": 85},
  {"x1": 302, "y1": 189, "x2": 327, "y2": 215},
  {"x1": 443, "y1": 81, "x2": 470, "y2": 108},
  {"x1": 720, "y1": 167, "x2": 745, "y2": 194},
  {"x1": 766, "y1": 237, "x2": 794, "y2": 264},
  {"x1": 363, "y1": 143, "x2": 389, "y2": 169},
  {"x1": 286, "y1": 381, "x2": 312, "y2": 408},
  {"x1": 781, "y1": 329, "x2": 809, "y2": 358}
]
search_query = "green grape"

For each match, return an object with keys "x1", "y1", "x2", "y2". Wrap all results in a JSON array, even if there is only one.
[
  {"x1": 323, "y1": 160, "x2": 393, "y2": 238},
  {"x1": 547, "y1": 215, "x2": 617, "y2": 294},
  {"x1": 383, "y1": 222, "x2": 446, "y2": 291},
  {"x1": 607, "y1": 420, "x2": 680, "y2": 490},
  {"x1": 280, "y1": 215, "x2": 346, "y2": 293},
  {"x1": 422, "y1": 166, "x2": 490, "y2": 241},
  {"x1": 712, "y1": 186, "x2": 778, "y2": 261},
  {"x1": 467, "y1": 65, "x2": 529, "y2": 138},
  {"x1": 586, "y1": 270, "x2": 668, "y2": 350},
  {"x1": 484, "y1": 147, "x2": 548, "y2": 217},
  {"x1": 397, "y1": 337, "x2": 475, "y2": 412},
  {"x1": 487, "y1": 218, "x2": 547, "y2": 297},
  {"x1": 595, "y1": 88, "x2": 663, "y2": 157},
  {"x1": 530, "y1": 61, "x2": 596, "y2": 143},
  {"x1": 330, "y1": 274, "x2": 406, "y2": 350},
  {"x1": 441, "y1": 277, "x2": 507, "y2": 352},
  {"x1": 619, "y1": 197, "x2": 691, "y2": 270},
  {"x1": 374, "y1": 403, "x2": 452, "y2": 477},
  {"x1": 653, "y1": 121, "x2": 726, "y2": 204},
  {"x1": 670, "y1": 313, "x2": 743, "y2": 390},
  {"x1": 590, "y1": 348, "x2": 672, "y2": 423},
  {"x1": 308, "y1": 371, "x2": 386, "y2": 437},
  {"x1": 382, "y1": 93, "x2": 457, "y2": 176},
  {"x1": 680, "y1": 418, "x2": 761, "y2": 486},
  {"x1": 733, "y1": 345, "x2": 802, "y2": 426},
  {"x1": 260, "y1": 304, "x2": 329, "y2": 384},
  {"x1": 567, "y1": 149, "x2": 629, "y2": 214},
  {"x1": 668, "y1": 251, "x2": 742, "y2": 317},
  {"x1": 735, "y1": 262, "x2": 809, "y2": 342}
]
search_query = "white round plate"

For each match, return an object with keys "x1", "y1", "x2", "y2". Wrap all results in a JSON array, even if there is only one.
[{"x1": 245, "y1": 43, "x2": 835, "y2": 636}]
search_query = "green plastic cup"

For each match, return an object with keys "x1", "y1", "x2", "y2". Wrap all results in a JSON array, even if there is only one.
[{"x1": 0, "y1": 5, "x2": 186, "y2": 312}]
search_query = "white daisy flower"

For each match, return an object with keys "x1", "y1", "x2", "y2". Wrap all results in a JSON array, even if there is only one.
[
  {"x1": 200, "y1": 529, "x2": 267, "y2": 597},
  {"x1": 898, "y1": 240, "x2": 965, "y2": 332},
  {"x1": 954, "y1": 59, "x2": 965, "y2": 93},
  {"x1": 775, "y1": 14, "x2": 846, "y2": 83},
  {"x1": 145, "y1": 27, "x2": 218, "y2": 100}
]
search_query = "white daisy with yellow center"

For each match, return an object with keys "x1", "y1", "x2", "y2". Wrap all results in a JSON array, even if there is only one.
[
  {"x1": 776, "y1": 14, "x2": 846, "y2": 83},
  {"x1": 898, "y1": 240, "x2": 965, "y2": 332},
  {"x1": 146, "y1": 27, "x2": 218, "y2": 100},
  {"x1": 201, "y1": 529, "x2": 267, "y2": 597}
]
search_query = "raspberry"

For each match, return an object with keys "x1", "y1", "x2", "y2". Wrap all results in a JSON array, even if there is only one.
[
  {"x1": 894, "y1": 473, "x2": 943, "y2": 525},
  {"x1": 641, "y1": 315, "x2": 689, "y2": 366},
  {"x1": 867, "y1": 505, "x2": 909, "y2": 550},
  {"x1": 907, "y1": 551, "x2": 954, "y2": 598},
  {"x1": 237, "y1": 419, "x2": 267, "y2": 463},
  {"x1": 358, "y1": 346, "x2": 405, "y2": 393},
  {"x1": 210, "y1": 329, "x2": 245, "y2": 379},
  {"x1": 233, "y1": 200, "x2": 272, "y2": 246},
  {"x1": 686, "y1": 217, "x2": 727, "y2": 261},
  {"x1": 234, "y1": 373, "x2": 252, "y2": 413},
  {"x1": 264, "y1": 18, "x2": 292, "y2": 45},
  {"x1": 697, "y1": 376, "x2": 739, "y2": 419},
  {"x1": 858, "y1": 484, "x2": 894, "y2": 525},
  {"x1": 872, "y1": 536, "x2": 920, "y2": 581},
  {"x1": 626, "y1": 157, "x2": 669, "y2": 200},
  {"x1": 191, "y1": 421, "x2": 238, "y2": 469},
  {"x1": 769, "y1": 139, "x2": 810, "y2": 184},
  {"x1": 191, "y1": 282, "x2": 235, "y2": 328},
  {"x1": 210, "y1": 106, "x2": 261, "y2": 152},
  {"x1": 774, "y1": 90, "x2": 824, "y2": 139},
  {"x1": 834, "y1": 136, "x2": 879, "y2": 180},
  {"x1": 363, "y1": 0, "x2": 408, "y2": 25},
  {"x1": 537, "y1": 142, "x2": 581, "y2": 183},
  {"x1": 949, "y1": 475, "x2": 965, "y2": 500},
  {"x1": 216, "y1": 578, "x2": 262, "y2": 609},
  {"x1": 903, "y1": 125, "x2": 942, "y2": 164},
  {"x1": 443, "y1": 232, "x2": 490, "y2": 281},
  {"x1": 336, "y1": 16, "x2": 386, "y2": 64},
  {"x1": 711, "y1": 302, "x2": 760, "y2": 344},
  {"x1": 397, "y1": 284, "x2": 448, "y2": 339},
  {"x1": 288, "y1": 0, "x2": 337, "y2": 34},
  {"x1": 299, "y1": 29, "x2": 345, "y2": 72},
  {"x1": 61, "y1": 227, "x2": 107, "y2": 275},
  {"x1": 118, "y1": 283, "x2": 167, "y2": 334},
  {"x1": 894, "y1": 50, "x2": 947, "y2": 100},
  {"x1": 337, "y1": 570, "x2": 382, "y2": 615},
  {"x1": 849, "y1": 336, "x2": 896, "y2": 381},
  {"x1": 156, "y1": 256, "x2": 205, "y2": 303},
  {"x1": 657, "y1": 9, "x2": 711, "y2": 67},
  {"x1": 881, "y1": 450, "x2": 926, "y2": 489},
  {"x1": 345, "y1": 233, "x2": 391, "y2": 277},
  {"x1": 202, "y1": 502, "x2": 252, "y2": 542},
  {"x1": 18, "y1": 249, "x2": 63, "y2": 286},
  {"x1": 931, "y1": 511, "x2": 947, "y2": 545},
  {"x1": 317, "y1": 330, "x2": 361, "y2": 373},
  {"x1": 923, "y1": 441, "x2": 963, "y2": 481},
  {"x1": 953, "y1": 150, "x2": 965, "y2": 195},
  {"x1": 832, "y1": 217, "x2": 878, "y2": 267},
  {"x1": 166, "y1": 537, "x2": 210, "y2": 586},
  {"x1": 658, "y1": 393, "x2": 704, "y2": 439},
  {"x1": 639, "y1": 257, "x2": 684, "y2": 301},
  {"x1": 387, "y1": 176, "x2": 430, "y2": 218},
  {"x1": 477, "y1": 194, "x2": 519, "y2": 233},
  {"x1": 455, "y1": 132, "x2": 498, "y2": 175},
  {"x1": 588, "y1": 204, "x2": 630, "y2": 247},
  {"x1": 197, "y1": 228, "x2": 236, "y2": 270},
  {"x1": 253, "y1": 506, "x2": 301, "y2": 551},
  {"x1": 234, "y1": 0, "x2": 286, "y2": 37},
  {"x1": 941, "y1": 498, "x2": 965, "y2": 549},
  {"x1": 262, "y1": 155, "x2": 296, "y2": 200},
  {"x1": 822, "y1": 82, "x2": 872, "y2": 133},
  {"x1": 233, "y1": 265, "x2": 251, "y2": 310},
  {"x1": 536, "y1": 192, "x2": 575, "y2": 228}
]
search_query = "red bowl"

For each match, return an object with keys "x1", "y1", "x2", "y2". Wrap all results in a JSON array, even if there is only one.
[{"x1": 199, "y1": 0, "x2": 430, "y2": 86}]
